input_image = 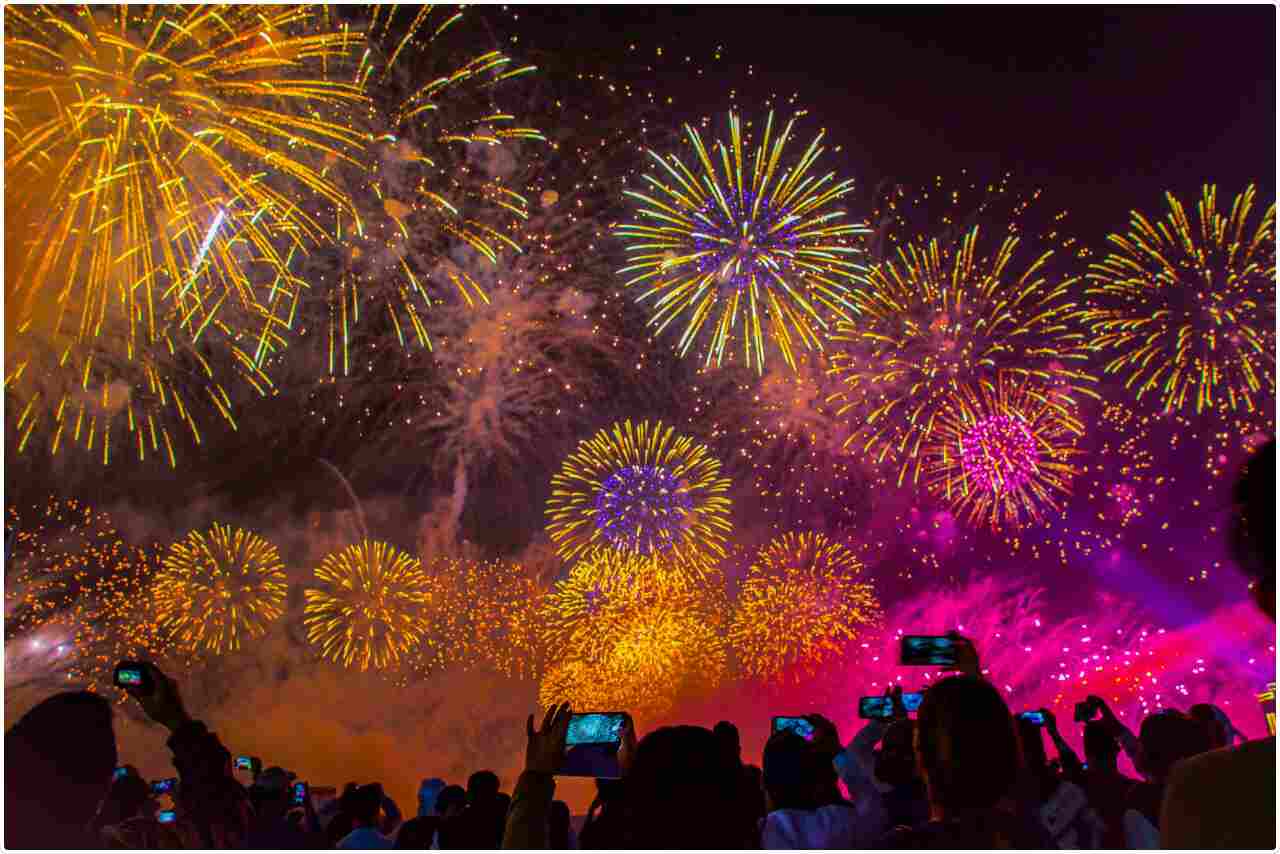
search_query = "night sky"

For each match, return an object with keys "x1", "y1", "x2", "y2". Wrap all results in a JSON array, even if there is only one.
[{"x1": 506, "y1": 5, "x2": 1275, "y2": 241}]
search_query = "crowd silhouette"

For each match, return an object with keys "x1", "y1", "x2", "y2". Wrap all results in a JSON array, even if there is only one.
[{"x1": 5, "y1": 442, "x2": 1275, "y2": 850}]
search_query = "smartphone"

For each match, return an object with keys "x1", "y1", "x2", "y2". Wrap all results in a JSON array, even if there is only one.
[
  {"x1": 292, "y1": 781, "x2": 309, "y2": 806},
  {"x1": 151, "y1": 778, "x2": 178, "y2": 795},
  {"x1": 900, "y1": 635, "x2": 958, "y2": 667},
  {"x1": 113, "y1": 767, "x2": 130, "y2": 782},
  {"x1": 859, "y1": 692, "x2": 925, "y2": 718},
  {"x1": 771, "y1": 716, "x2": 816, "y2": 740},
  {"x1": 113, "y1": 661, "x2": 153, "y2": 694},
  {"x1": 560, "y1": 712, "x2": 627, "y2": 778},
  {"x1": 156, "y1": 810, "x2": 176, "y2": 824},
  {"x1": 234, "y1": 756, "x2": 254, "y2": 771},
  {"x1": 1018, "y1": 711, "x2": 1046, "y2": 727},
  {"x1": 858, "y1": 697, "x2": 894, "y2": 719}
]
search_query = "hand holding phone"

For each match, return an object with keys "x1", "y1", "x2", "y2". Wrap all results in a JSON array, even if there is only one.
[
  {"x1": 525, "y1": 702, "x2": 572, "y2": 776},
  {"x1": 116, "y1": 661, "x2": 190, "y2": 732}
]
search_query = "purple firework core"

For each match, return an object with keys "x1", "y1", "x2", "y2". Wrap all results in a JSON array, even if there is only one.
[
  {"x1": 960, "y1": 414, "x2": 1039, "y2": 492},
  {"x1": 692, "y1": 188, "x2": 799, "y2": 293},
  {"x1": 593, "y1": 465, "x2": 692, "y2": 553}
]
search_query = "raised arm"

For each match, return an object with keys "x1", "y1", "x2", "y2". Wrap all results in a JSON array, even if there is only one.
[
  {"x1": 1042, "y1": 708, "x2": 1084, "y2": 781},
  {"x1": 502, "y1": 703, "x2": 570, "y2": 849}
]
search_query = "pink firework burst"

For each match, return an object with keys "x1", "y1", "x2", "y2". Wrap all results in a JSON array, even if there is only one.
[{"x1": 959, "y1": 413, "x2": 1040, "y2": 493}]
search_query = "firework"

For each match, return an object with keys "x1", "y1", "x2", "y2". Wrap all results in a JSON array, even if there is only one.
[
  {"x1": 1082, "y1": 184, "x2": 1276, "y2": 415},
  {"x1": 607, "y1": 599, "x2": 728, "y2": 693},
  {"x1": 828, "y1": 189, "x2": 1095, "y2": 484},
  {"x1": 538, "y1": 568, "x2": 728, "y2": 721},
  {"x1": 304, "y1": 540, "x2": 441, "y2": 671},
  {"x1": 716, "y1": 353, "x2": 875, "y2": 532},
  {"x1": 546, "y1": 420, "x2": 732, "y2": 566},
  {"x1": 428, "y1": 557, "x2": 547, "y2": 679},
  {"x1": 539, "y1": 567, "x2": 640, "y2": 663},
  {"x1": 730, "y1": 532, "x2": 880, "y2": 682},
  {"x1": 616, "y1": 111, "x2": 868, "y2": 373},
  {"x1": 154, "y1": 524, "x2": 287, "y2": 654},
  {"x1": 922, "y1": 374, "x2": 1082, "y2": 530},
  {"x1": 5, "y1": 499, "x2": 170, "y2": 695},
  {"x1": 315, "y1": 5, "x2": 544, "y2": 373},
  {"x1": 5, "y1": 5, "x2": 369, "y2": 465},
  {"x1": 5, "y1": 499, "x2": 129, "y2": 627},
  {"x1": 848, "y1": 577, "x2": 1276, "y2": 757}
]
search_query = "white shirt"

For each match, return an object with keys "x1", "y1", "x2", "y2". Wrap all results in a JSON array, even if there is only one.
[{"x1": 762, "y1": 803, "x2": 885, "y2": 849}]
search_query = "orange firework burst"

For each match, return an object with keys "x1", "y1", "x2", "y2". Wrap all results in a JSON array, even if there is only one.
[
  {"x1": 5, "y1": 5, "x2": 368, "y2": 465},
  {"x1": 154, "y1": 524, "x2": 287, "y2": 654},
  {"x1": 1082, "y1": 184, "x2": 1275, "y2": 415},
  {"x1": 304, "y1": 540, "x2": 443, "y2": 671},
  {"x1": 923, "y1": 374, "x2": 1083, "y2": 530},
  {"x1": 730, "y1": 531, "x2": 880, "y2": 682},
  {"x1": 537, "y1": 558, "x2": 728, "y2": 718},
  {"x1": 426, "y1": 557, "x2": 547, "y2": 679},
  {"x1": 5, "y1": 499, "x2": 172, "y2": 695}
]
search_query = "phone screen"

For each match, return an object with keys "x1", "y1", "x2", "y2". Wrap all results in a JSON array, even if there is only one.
[
  {"x1": 560, "y1": 713, "x2": 626, "y2": 778},
  {"x1": 771, "y1": 716, "x2": 816, "y2": 740},
  {"x1": 151, "y1": 778, "x2": 177, "y2": 795},
  {"x1": 900, "y1": 635, "x2": 958, "y2": 667},
  {"x1": 902, "y1": 692, "x2": 924, "y2": 712},
  {"x1": 234, "y1": 756, "x2": 253, "y2": 770},
  {"x1": 292, "y1": 782, "x2": 308, "y2": 806},
  {"x1": 858, "y1": 698, "x2": 894, "y2": 719},
  {"x1": 156, "y1": 810, "x2": 176, "y2": 824},
  {"x1": 1018, "y1": 711, "x2": 1046, "y2": 726},
  {"x1": 565, "y1": 713, "x2": 627, "y2": 746},
  {"x1": 113, "y1": 767, "x2": 129, "y2": 782},
  {"x1": 115, "y1": 668, "x2": 144, "y2": 686}
]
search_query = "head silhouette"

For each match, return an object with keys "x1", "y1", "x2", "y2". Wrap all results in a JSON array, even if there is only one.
[
  {"x1": 915, "y1": 676, "x2": 1021, "y2": 812},
  {"x1": 5, "y1": 691, "x2": 118, "y2": 848},
  {"x1": 466, "y1": 770, "x2": 500, "y2": 806},
  {"x1": 1137, "y1": 710, "x2": 1210, "y2": 782},
  {"x1": 622, "y1": 725, "x2": 745, "y2": 848}
]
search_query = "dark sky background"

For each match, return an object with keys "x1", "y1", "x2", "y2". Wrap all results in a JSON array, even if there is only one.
[{"x1": 505, "y1": 5, "x2": 1275, "y2": 242}]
